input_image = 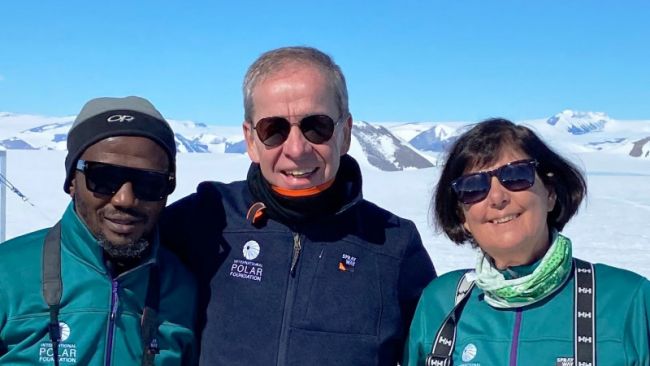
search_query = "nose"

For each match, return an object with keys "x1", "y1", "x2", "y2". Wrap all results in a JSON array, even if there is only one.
[
  {"x1": 110, "y1": 181, "x2": 138, "y2": 208},
  {"x1": 486, "y1": 176, "x2": 510, "y2": 208},
  {"x1": 282, "y1": 124, "x2": 313, "y2": 158}
]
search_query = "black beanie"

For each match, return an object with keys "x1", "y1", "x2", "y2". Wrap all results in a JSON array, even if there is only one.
[{"x1": 64, "y1": 96, "x2": 177, "y2": 193}]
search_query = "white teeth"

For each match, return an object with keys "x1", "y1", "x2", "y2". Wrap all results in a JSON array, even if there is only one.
[
  {"x1": 285, "y1": 168, "x2": 315, "y2": 177},
  {"x1": 491, "y1": 214, "x2": 518, "y2": 224}
]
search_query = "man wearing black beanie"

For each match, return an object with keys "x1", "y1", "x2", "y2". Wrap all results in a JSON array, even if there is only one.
[{"x1": 0, "y1": 96, "x2": 197, "y2": 365}]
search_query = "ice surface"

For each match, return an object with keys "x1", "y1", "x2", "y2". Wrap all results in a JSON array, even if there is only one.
[{"x1": 2, "y1": 149, "x2": 648, "y2": 278}]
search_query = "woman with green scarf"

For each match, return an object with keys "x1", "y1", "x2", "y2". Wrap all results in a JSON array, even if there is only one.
[{"x1": 404, "y1": 118, "x2": 650, "y2": 366}]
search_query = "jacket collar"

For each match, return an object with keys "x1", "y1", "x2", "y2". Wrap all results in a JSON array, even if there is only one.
[{"x1": 245, "y1": 154, "x2": 363, "y2": 226}]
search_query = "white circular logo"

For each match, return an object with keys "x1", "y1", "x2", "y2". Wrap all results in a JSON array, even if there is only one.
[
  {"x1": 59, "y1": 322, "x2": 71, "y2": 342},
  {"x1": 243, "y1": 241, "x2": 260, "y2": 260},
  {"x1": 461, "y1": 343, "x2": 477, "y2": 362}
]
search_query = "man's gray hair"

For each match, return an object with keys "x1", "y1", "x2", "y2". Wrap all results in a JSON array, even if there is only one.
[{"x1": 243, "y1": 46, "x2": 349, "y2": 123}]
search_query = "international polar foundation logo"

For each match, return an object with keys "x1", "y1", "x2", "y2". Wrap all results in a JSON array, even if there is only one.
[
  {"x1": 230, "y1": 240, "x2": 264, "y2": 282},
  {"x1": 462, "y1": 343, "x2": 477, "y2": 362},
  {"x1": 59, "y1": 322, "x2": 71, "y2": 342},
  {"x1": 243, "y1": 240, "x2": 260, "y2": 260},
  {"x1": 38, "y1": 322, "x2": 77, "y2": 364}
]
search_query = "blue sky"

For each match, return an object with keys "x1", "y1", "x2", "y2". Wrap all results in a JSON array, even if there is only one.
[{"x1": 1, "y1": 0, "x2": 649, "y2": 125}]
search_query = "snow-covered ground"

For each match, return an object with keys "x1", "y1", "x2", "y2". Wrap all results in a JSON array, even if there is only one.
[{"x1": 2, "y1": 149, "x2": 649, "y2": 278}]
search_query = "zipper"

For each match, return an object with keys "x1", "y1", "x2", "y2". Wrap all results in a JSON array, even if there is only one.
[
  {"x1": 276, "y1": 232, "x2": 302, "y2": 365},
  {"x1": 105, "y1": 279, "x2": 119, "y2": 366},
  {"x1": 290, "y1": 232, "x2": 302, "y2": 275},
  {"x1": 509, "y1": 309, "x2": 523, "y2": 366}
]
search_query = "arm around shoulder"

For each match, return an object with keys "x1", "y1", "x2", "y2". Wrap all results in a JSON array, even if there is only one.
[
  {"x1": 399, "y1": 221, "x2": 437, "y2": 306},
  {"x1": 402, "y1": 291, "x2": 433, "y2": 366},
  {"x1": 398, "y1": 221, "x2": 437, "y2": 338}
]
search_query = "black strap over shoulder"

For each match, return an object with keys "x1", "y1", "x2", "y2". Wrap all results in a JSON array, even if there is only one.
[
  {"x1": 141, "y1": 265, "x2": 161, "y2": 366},
  {"x1": 42, "y1": 222, "x2": 62, "y2": 307},
  {"x1": 42, "y1": 222, "x2": 62, "y2": 366},
  {"x1": 574, "y1": 258, "x2": 596, "y2": 366},
  {"x1": 41, "y1": 222, "x2": 161, "y2": 366},
  {"x1": 425, "y1": 272, "x2": 475, "y2": 366}
]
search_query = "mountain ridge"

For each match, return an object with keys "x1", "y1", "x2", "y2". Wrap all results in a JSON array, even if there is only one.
[{"x1": 2, "y1": 110, "x2": 649, "y2": 170}]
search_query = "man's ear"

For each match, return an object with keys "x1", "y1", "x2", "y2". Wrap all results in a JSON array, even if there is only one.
[
  {"x1": 243, "y1": 121, "x2": 260, "y2": 163},
  {"x1": 69, "y1": 176, "x2": 77, "y2": 198},
  {"x1": 340, "y1": 115, "x2": 353, "y2": 155}
]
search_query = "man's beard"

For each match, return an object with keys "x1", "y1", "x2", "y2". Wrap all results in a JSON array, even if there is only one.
[{"x1": 97, "y1": 235, "x2": 150, "y2": 260}]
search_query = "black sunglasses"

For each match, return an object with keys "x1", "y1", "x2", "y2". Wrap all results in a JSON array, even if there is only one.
[
  {"x1": 76, "y1": 159, "x2": 174, "y2": 201},
  {"x1": 451, "y1": 159, "x2": 539, "y2": 204},
  {"x1": 253, "y1": 114, "x2": 345, "y2": 147}
]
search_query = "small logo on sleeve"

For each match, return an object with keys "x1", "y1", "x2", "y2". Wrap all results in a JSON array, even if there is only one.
[
  {"x1": 338, "y1": 254, "x2": 357, "y2": 272},
  {"x1": 461, "y1": 343, "x2": 477, "y2": 362},
  {"x1": 556, "y1": 357, "x2": 574, "y2": 366}
]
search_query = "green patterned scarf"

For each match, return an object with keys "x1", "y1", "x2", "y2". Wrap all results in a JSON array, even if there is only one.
[{"x1": 474, "y1": 231, "x2": 573, "y2": 309}]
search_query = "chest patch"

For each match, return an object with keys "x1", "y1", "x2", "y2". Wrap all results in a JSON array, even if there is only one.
[
  {"x1": 338, "y1": 253, "x2": 357, "y2": 272},
  {"x1": 37, "y1": 322, "x2": 78, "y2": 364},
  {"x1": 229, "y1": 240, "x2": 264, "y2": 282}
]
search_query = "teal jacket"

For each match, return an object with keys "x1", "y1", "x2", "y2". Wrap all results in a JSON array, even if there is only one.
[
  {"x1": 404, "y1": 260, "x2": 650, "y2": 366},
  {"x1": 0, "y1": 203, "x2": 197, "y2": 365}
]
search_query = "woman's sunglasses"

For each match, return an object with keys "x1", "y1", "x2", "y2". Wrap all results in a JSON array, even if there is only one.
[
  {"x1": 451, "y1": 159, "x2": 539, "y2": 204},
  {"x1": 76, "y1": 159, "x2": 174, "y2": 201},
  {"x1": 253, "y1": 114, "x2": 345, "y2": 147}
]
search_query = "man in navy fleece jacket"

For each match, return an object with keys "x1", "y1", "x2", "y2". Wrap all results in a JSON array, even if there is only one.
[{"x1": 160, "y1": 46, "x2": 436, "y2": 366}]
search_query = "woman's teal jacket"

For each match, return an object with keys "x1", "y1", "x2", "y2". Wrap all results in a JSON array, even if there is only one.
[{"x1": 404, "y1": 260, "x2": 650, "y2": 366}]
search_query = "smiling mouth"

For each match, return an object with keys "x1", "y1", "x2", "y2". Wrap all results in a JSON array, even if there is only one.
[
  {"x1": 489, "y1": 213, "x2": 520, "y2": 224},
  {"x1": 105, "y1": 217, "x2": 143, "y2": 234},
  {"x1": 282, "y1": 168, "x2": 318, "y2": 178}
]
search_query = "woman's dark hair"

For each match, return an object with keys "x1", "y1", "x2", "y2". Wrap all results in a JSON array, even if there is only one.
[{"x1": 433, "y1": 118, "x2": 587, "y2": 245}]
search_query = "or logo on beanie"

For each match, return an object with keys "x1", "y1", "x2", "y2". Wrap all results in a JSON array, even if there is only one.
[{"x1": 107, "y1": 114, "x2": 135, "y2": 123}]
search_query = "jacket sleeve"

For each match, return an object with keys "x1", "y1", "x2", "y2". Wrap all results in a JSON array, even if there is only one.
[
  {"x1": 625, "y1": 277, "x2": 650, "y2": 364},
  {"x1": 402, "y1": 290, "x2": 432, "y2": 366},
  {"x1": 397, "y1": 222, "x2": 436, "y2": 360},
  {"x1": 160, "y1": 182, "x2": 229, "y2": 286},
  {"x1": 182, "y1": 330, "x2": 199, "y2": 366}
]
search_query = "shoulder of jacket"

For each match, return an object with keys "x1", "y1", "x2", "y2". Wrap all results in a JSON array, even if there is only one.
[
  {"x1": 0, "y1": 228, "x2": 48, "y2": 300},
  {"x1": 155, "y1": 246, "x2": 198, "y2": 326},
  {"x1": 420, "y1": 269, "x2": 470, "y2": 300},
  {"x1": 0, "y1": 228, "x2": 48, "y2": 258},
  {"x1": 157, "y1": 246, "x2": 197, "y2": 288},
  {"x1": 196, "y1": 179, "x2": 245, "y2": 197},
  {"x1": 186, "y1": 180, "x2": 249, "y2": 217},
  {"x1": 347, "y1": 200, "x2": 424, "y2": 260},
  {"x1": 355, "y1": 199, "x2": 418, "y2": 234},
  {"x1": 592, "y1": 262, "x2": 648, "y2": 289},
  {"x1": 412, "y1": 270, "x2": 471, "y2": 330}
]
